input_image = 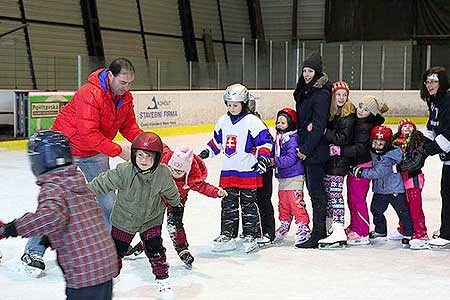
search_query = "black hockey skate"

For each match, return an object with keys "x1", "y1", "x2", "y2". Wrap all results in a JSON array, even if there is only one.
[
  {"x1": 21, "y1": 253, "x2": 45, "y2": 277},
  {"x1": 178, "y1": 250, "x2": 194, "y2": 269}
]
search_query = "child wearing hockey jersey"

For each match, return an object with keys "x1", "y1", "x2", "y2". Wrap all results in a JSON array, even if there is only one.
[
  {"x1": 88, "y1": 132, "x2": 180, "y2": 300},
  {"x1": 199, "y1": 83, "x2": 273, "y2": 253},
  {"x1": 350, "y1": 125, "x2": 414, "y2": 246},
  {"x1": 0, "y1": 130, "x2": 118, "y2": 300},
  {"x1": 271, "y1": 108, "x2": 311, "y2": 245},
  {"x1": 339, "y1": 95, "x2": 388, "y2": 245},
  {"x1": 392, "y1": 119, "x2": 429, "y2": 249},
  {"x1": 162, "y1": 144, "x2": 227, "y2": 268},
  {"x1": 319, "y1": 81, "x2": 356, "y2": 248}
]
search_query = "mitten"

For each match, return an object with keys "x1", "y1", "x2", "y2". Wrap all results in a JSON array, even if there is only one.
[
  {"x1": 199, "y1": 149, "x2": 210, "y2": 159},
  {"x1": 252, "y1": 156, "x2": 270, "y2": 174}
]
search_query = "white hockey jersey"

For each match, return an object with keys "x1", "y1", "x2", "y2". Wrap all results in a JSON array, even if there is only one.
[{"x1": 206, "y1": 113, "x2": 273, "y2": 188}]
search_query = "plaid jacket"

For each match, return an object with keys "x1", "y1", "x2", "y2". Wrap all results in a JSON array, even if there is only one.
[{"x1": 14, "y1": 165, "x2": 118, "y2": 289}]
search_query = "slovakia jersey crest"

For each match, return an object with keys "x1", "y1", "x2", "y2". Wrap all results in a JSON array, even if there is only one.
[{"x1": 224, "y1": 135, "x2": 237, "y2": 157}]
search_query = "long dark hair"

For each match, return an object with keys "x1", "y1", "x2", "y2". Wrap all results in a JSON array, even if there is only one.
[{"x1": 420, "y1": 66, "x2": 450, "y2": 102}]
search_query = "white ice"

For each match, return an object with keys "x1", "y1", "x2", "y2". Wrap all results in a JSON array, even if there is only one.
[{"x1": 1, "y1": 126, "x2": 450, "y2": 300}]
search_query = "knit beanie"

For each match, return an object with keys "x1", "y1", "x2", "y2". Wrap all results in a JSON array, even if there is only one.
[
  {"x1": 332, "y1": 81, "x2": 350, "y2": 95},
  {"x1": 358, "y1": 95, "x2": 381, "y2": 115},
  {"x1": 398, "y1": 119, "x2": 416, "y2": 132},
  {"x1": 302, "y1": 51, "x2": 323, "y2": 74},
  {"x1": 168, "y1": 145, "x2": 193, "y2": 189}
]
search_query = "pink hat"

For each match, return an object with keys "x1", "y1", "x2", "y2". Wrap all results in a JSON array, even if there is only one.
[{"x1": 168, "y1": 145, "x2": 193, "y2": 189}]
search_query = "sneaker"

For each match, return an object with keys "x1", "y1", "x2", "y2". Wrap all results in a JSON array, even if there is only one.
[
  {"x1": 274, "y1": 221, "x2": 291, "y2": 243},
  {"x1": 242, "y1": 236, "x2": 258, "y2": 253},
  {"x1": 20, "y1": 253, "x2": 45, "y2": 277},
  {"x1": 369, "y1": 231, "x2": 387, "y2": 239},
  {"x1": 409, "y1": 238, "x2": 430, "y2": 250},
  {"x1": 178, "y1": 250, "x2": 194, "y2": 269},
  {"x1": 390, "y1": 228, "x2": 404, "y2": 240},
  {"x1": 156, "y1": 278, "x2": 175, "y2": 300},
  {"x1": 347, "y1": 231, "x2": 370, "y2": 246},
  {"x1": 294, "y1": 222, "x2": 311, "y2": 245},
  {"x1": 212, "y1": 235, "x2": 237, "y2": 252}
]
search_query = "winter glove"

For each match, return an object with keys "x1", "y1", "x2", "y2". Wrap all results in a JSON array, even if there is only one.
[
  {"x1": 199, "y1": 148, "x2": 210, "y2": 159},
  {"x1": 349, "y1": 166, "x2": 363, "y2": 178},
  {"x1": 252, "y1": 156, "x2": 270, "y2": 174},
  {"x1": 39, "y1": 235, "x2": 51, "y2": 248},
  {"x1": 0, "y1": 220, "x2": 18, "y2": 240},
  {"x1": 329, "y1": 144, "x2": 341, "y2": 156}
]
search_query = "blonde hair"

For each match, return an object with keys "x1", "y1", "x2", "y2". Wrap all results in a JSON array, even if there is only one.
[{"x1": 329, "y1": 95, "x2": 355, "y2": 121}]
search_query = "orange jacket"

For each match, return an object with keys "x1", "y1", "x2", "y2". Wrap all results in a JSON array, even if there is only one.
[{"x1": 53, "y1": 68, "x2": 143, "y2": 157}]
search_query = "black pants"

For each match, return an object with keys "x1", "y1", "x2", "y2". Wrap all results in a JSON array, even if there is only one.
[
  {"x1": 370, "y1": 193, "x2": 414, "y2": 236},
  {"x1": 256, "y1": 169, "x2": 275, "y2": 240},
  {"x1": 304, "y1": 163, "x2": 327, "y2": 241},
  {"x1": 221, "y1": 187, "x2": 261, "y2": 238},
  {"x1": 440, "y1": 165, "x2": 450, "y2": 240},
  {"x1": 66, "y1": 280, "x2": 112, "y2": 300}
]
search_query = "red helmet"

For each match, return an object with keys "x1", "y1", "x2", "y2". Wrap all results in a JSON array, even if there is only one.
[
  {"x1": 277, "y1": 108, "x2": 298, "y2": 131},
  {"x1": 131, "y1": 132, "x2": 163, "y2": 171},
  {"x1": 370, "y1": 125, "x2": 393, "y2": 142}
]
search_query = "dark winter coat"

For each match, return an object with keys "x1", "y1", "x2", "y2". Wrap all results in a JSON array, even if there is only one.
[
  {"x1": 325, "y1": 112, "x2": 356, "y2": 176},
  {"x1": 340, "y1": 114, "x2": 385, "y2": 167},
  {"x1": 293, "y1": 74, "x2": 332, "y2": 165},
  {"x1": 161, "y1": 145, "x2": 220, "y2": 205},
  {"x1": 393, "y1": 130, "x2": 426, "y2": 178},
  {"x1": 424, "y1": 90, "x2": 450, "y2": 161}
]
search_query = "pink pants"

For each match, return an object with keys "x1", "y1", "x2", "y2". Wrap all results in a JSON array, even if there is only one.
[
  {"x1": 398, "y1": 187, "x2": 428, "y2": 239},
  {"x1": 347, "y1": 174, "x2": 370, "y2": 236},
  {"x1": 278, "y1": 190, "x2": 310, "y2": 224}
]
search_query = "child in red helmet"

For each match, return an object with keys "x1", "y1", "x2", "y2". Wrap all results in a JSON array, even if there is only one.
[
  {"x1": 271, "y1": 108, "x2": 311, "y2": 245},
  {"x1": 350, "y1": 125, "x2": 414, "y2": 246},
  {"x1": 392, "y1": 119, "x2": 429, "y2": 249},
  {"x1": 88, "y1": 132, "x2": 180, "y2": 300}
]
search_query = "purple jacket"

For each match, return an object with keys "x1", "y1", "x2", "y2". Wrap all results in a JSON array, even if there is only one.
[{"x1": 274, "y1": 131, "x2": 305, "y2": 179}]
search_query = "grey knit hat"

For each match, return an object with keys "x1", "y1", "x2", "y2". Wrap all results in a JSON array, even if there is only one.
[{"x1": 357, "y1": 95, "x2": 381, "y2": 115}]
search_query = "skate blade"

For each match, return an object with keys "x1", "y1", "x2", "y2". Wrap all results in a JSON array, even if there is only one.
[
  {"x1": 430, "y1": 244, "x2": 450, "y2": 250},
  {"x1": 318, "y1": 241, "x2": 347, "y2": 250},
  {"x1": 212, "y1": 245, "x2": 237, "y2": 253},
  {"x1": 243, "y1": 244, "x2": 258, "y2": 253}
]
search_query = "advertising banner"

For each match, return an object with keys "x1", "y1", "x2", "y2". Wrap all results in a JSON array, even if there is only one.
[{"x1": 29, "y1": 93, "x2": 73, "y2": 135}]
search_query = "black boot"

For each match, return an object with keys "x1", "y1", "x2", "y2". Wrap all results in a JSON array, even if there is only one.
[{"x1": 296, "y1": 191, "x2": 327, "y2": 249}]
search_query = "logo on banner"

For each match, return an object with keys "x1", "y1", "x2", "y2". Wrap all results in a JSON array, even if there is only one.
[
  {"x1": 147, "y1": 96, "x2": 158, "y2": 110},
  {"x1": 224, "y1": 135, "x2": 238, "y2": 157}
]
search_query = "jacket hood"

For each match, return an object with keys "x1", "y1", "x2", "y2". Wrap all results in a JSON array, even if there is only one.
[{"x1": 313, "y1": 73, "x2": 330, "y2": 89}]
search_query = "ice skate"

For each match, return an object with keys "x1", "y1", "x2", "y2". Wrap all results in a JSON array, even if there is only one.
[
  {"x1": 242, "y1": 236, "x2": 258, "y2": 253},
  {"x1": 256, "y1": 233, "x2": 273, "y2": 248},
  {"x1": 212, "y1": 235, "x2": 237, "y2": 252},
  {"x1": 274, "y1": 221, "x2": 291, "y2": 243},
  {"x1": 347, "y1": 231, "x2": 370, "y2": 246},
  {"x1": 124, "y1": 241, "x2": 144, "y2": 259},
  {"x1": 294, "y1": 222, "x2": 311, "y2": 246},
  {"x1": 401, "y1": 236, "x2": 412, "y2": 248},
  {"x1": 318, "y1": 223, "x2": 347, "y2": 249},
  {"x1": 20, "y1": 253, "x2": 45, "y2": 278},
  {"x1": 156, "y1": 278, "x2": 175, "y2": 300},
  {"x1": 369, "y1": 231, "x2": 388, "y2": 240},
  {"x1": 178, "y1": 250, "x2": 194, "y2": 269},
  {"x1": 409, "y1": 239, "x2": 430, "y2": 250},
  {"x1": 429, "y1": 237, "x2": 450, "y2": 249},
  {"x1": 389, "y1": 228, "x2": 404, "y2": 240}
]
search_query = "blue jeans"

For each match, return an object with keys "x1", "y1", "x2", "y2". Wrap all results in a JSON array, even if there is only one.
[{"x1": 24, "y1": 154, "x2": 115, "y2": 256}]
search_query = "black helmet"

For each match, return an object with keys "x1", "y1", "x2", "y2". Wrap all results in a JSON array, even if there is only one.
[{"x1": 27, "y1": 130, "x2": 73, "y2": 176}]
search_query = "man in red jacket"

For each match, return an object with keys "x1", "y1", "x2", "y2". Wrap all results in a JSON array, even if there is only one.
[{"x1": 20, "y1": 58, "x2": 143, "y2": 277}]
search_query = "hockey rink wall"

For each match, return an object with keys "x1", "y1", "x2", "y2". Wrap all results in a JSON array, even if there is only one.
[{"x1": 28, "y1": 89, "x2": 427, "y2": 135}]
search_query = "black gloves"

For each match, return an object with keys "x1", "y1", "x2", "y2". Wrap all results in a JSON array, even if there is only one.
[
  {"x1": 349, "y1": 166, "x2": 363, "y2": 178},
  {"x1": 252, "y1": 156, "x2": 270, "y2": 174},
  {"x1": 422, "y1": 141, "x2": 442, "y2": 157},
  {"x1": 0, "y1": 220, "x2": 18, "y2": 240},
  {"x1": 199, "y1": 149, "x2": 210, "y2": 159}
]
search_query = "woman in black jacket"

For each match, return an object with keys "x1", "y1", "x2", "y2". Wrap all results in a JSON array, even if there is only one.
[
  {"x1": 339, "y1": 95, "x2": 388, "y2": 245},
  {"x1": 318, "y1": 81, "x2": 356, "y2": 249},
  {"x1": 293, "y1": 51, "x2": 332, "y2": 248},
  {"x1": 419, "y1": 67, "x2": 450, "y2": 249}
]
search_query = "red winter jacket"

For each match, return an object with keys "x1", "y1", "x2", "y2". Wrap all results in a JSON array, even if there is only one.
[
  {"x1": 52, "y1": 68, "x2": 143, "y2": 157},
  {"x1": 161, "y1": 144, "x2": 219, "y2": 205}
]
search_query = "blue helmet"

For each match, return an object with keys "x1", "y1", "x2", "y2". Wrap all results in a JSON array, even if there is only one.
[{"x1": 27, "y1": 130, "x2": 73, "y2": 176}]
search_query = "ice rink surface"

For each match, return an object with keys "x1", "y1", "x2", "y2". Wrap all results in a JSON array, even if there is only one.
[{"x1": 1, "y1": 126, "x2": 450, "y2": 300}]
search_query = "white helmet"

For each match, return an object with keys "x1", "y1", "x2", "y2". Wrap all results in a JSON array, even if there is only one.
[{"x1": 223, "y1": 83, "x2": 249, "y2": 104}]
